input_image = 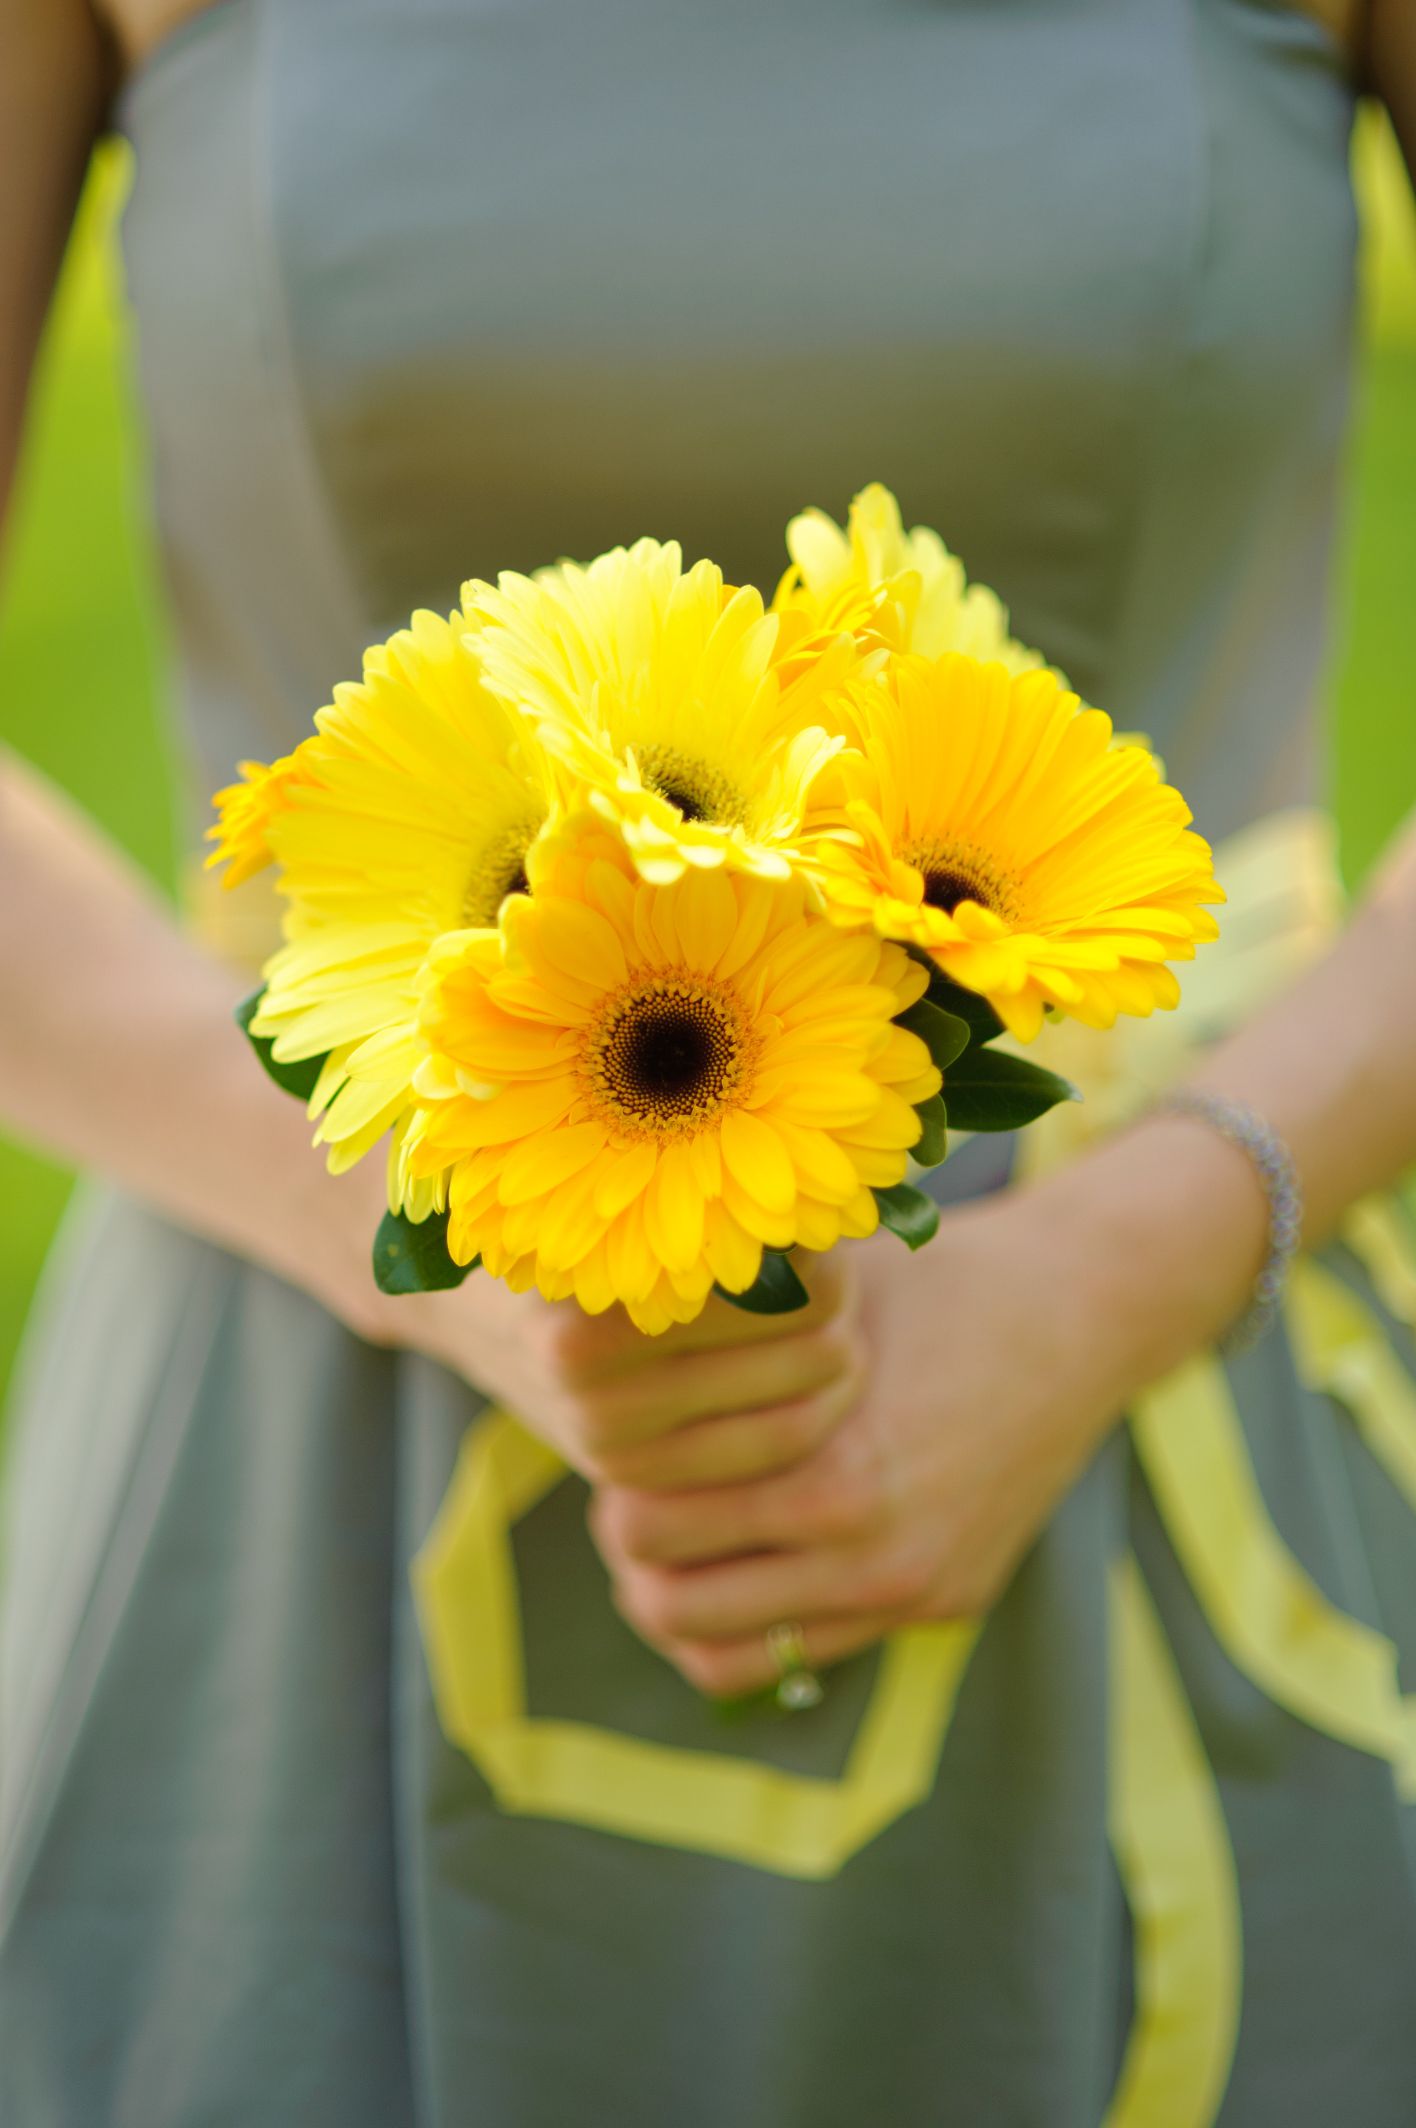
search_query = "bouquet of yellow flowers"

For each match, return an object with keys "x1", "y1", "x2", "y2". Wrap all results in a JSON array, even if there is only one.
[{"x1": 210, "y1": 485, "x2": 1222, "y2": 1332}]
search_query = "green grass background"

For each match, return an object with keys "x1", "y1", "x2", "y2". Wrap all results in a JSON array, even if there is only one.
[{"x1": 3, "y1": 125, "x2": 1416, "y2": 1402}]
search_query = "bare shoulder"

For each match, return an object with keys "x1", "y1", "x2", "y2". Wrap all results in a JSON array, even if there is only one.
[
  {"x1": 89, "y1": 0, "x2": 224, "y2": 79},
  {"x1": 1266, "y1": 0, "x2": 1367, "y2": 64},
  {"x1": 1, "y1": 0, "x2": 113, "y2": 75},
  {"x1": 1364, "y1": 0, "x2": 1416, "y2": 171},
  {"x1": 0, "y1": 2, "x2": 116, "y2": 510}
]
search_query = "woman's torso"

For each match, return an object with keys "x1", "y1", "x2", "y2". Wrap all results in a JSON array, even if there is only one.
[
  {"x1": 117, "y1": 0, "x2": 1358, "y2": 852},
  {"x1": 12, "y1": 18, "x2": 1414, "y2": 2127}
]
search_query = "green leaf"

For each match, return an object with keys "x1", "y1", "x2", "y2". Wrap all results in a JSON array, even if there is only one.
[
  {"x1": 940, "y1": 1047, "x2": 1080, "y2": 1133},
  {"x1": 873, "y1": 1182, "x2": 941, "y2": 1251},
  {"x1": 715, "y1": 1249, "x2": 810, "y2": 1315},
  {"x1": 911, "y1": 1091, "x2": 948, "y2": 1169},
  {"x1": 897, "y1": 998, "x2": 970, "y2": 1075},
  {"x1": 922, "y1": 969, "x2": 1006, "y2": 1048},
  {"x1": 234, "y1": 989, "x2": 330, "y2": 1103},
  {"x1": 373, "y1": 1206, "x2": 478, "y2": 1295}
]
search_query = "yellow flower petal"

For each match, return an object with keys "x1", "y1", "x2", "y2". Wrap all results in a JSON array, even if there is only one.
[
  {"x1": 802, "y1": 651, "x2": 1220, "y2": 1039},
  {"x1": 643, "y1": 1144, "x2": 706, "y2": 1274},
  {"x1": 498, "y1": 1120, "x2": 607, "y2": 1207},
  {"x1": 721, "y1": 1110, "x2": 797, "y2": 1216},
  {"x1": 593, "y1": 1141, "x2": 658, "y2": 1220}
]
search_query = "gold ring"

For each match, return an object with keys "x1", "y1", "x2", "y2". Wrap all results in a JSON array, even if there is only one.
[{"x1": 766, "y1": 1621, "x2": 824, "y2": 1712}]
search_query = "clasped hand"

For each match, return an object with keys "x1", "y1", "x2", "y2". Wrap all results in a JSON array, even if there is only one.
[{"x1": 417, "y1": 1192, "x2": 1133, "y2": 1699}]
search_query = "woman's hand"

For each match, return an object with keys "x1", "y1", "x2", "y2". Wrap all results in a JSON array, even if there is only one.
[
  {"x1": 589, "y1": 1119, "x2": 1271, "y2": 1698},
  {"x1": 379, "y1": 1246, "x2": 868, "y2": 1491}
]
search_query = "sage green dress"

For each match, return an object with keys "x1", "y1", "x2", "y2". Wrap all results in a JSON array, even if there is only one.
[{"x1": 6, "y1": 3, "x2": 1416, "y2": 2123}]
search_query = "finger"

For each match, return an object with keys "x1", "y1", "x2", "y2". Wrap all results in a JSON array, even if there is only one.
[
  {"x1": 661, "y1": 1613, "x2": 903, "y2": 1701},
  {"x1": 586, "y1": 1320, "x2": 863, "y2": 1453},
  {"x1": 592, "y1": 1433, "x2": 859, "y2": 1568},
  {"x1": 595, "y1": 1472, "x2": 798, "y2": 1567},
  {"x1": 593, "y1": 1364, "x2": 863, "y2": 1493},
  {"x1": 613, "y1": 1545, "x2": 882, "y2": 1645},
  {"x1": 537, "y1": 1250, "x2": 858, "y2": 1392},
  {"x1": 593, "y1": 1378, "x2": 896, "y2": 1552}
]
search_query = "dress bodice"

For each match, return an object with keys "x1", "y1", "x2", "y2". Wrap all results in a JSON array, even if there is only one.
[{"x1": 118, "y1": 0, "x2": 1357, "y2": 846}]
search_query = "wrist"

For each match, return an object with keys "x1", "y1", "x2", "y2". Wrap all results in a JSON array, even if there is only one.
[{"x1": 1024, "y1": 1112, "x2": 1271, "y2": 1398}]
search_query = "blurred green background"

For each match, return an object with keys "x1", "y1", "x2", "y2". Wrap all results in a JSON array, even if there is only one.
[{"x1": 2, "y1": 123, "x2": 1416, "y2": 1404}]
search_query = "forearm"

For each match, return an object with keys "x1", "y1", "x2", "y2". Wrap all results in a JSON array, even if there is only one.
[
  {"x1": 0, "y1": 752, "x2": 384, "y2": 1330},
  {"x1": 0, "y1": 16, "x2": 390, "y2": 1318},
  {"x1": 1029, "y1": 808, "x2": 1416, "y2": 1394},
  {"x1": 1183, "y1": 816, "x2": 1416, "y2": 1236}
]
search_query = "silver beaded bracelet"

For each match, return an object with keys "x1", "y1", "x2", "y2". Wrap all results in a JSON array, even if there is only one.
[{"x1": 1154, "y1": 1090, "x2": 1304, "y2": 1355}]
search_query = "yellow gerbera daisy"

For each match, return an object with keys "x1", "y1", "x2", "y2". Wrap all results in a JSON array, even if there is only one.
[
  {"x1": 213, "y1": 608, "x2": 562, "y2": 1187},
  {"x1": 207, "y1": 752, "x2": 311, "y2": 887},
  {"x1": 464, "y1": 539, "x2": 845, "y2": 886},
  {"x1": 805, "y1": 654, "x2": 1223, "y2": 1043},
  {"x1": 773, "y1": 481, "x2": 1045, "y2": 671},
  {"x1": 400, "y1": 827, "x2": 941, "y2": 1333}
]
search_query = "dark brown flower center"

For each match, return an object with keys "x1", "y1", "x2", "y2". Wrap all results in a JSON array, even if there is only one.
[
  {"x1": 582, "y1": 974, "x2": 756, "y2": 1139},
  {"x1": 900, "y1": 836, "x2": 1018, "y2": 923},
  {"x1": 922, "y1": 865, "x2": 990, "y2": 914},
  {"x1": 654, "y1": 781, "x2": 708, "y2": 824},
  {"x1": 635, "y1": 743, "x2": 747, "y2": 829}
]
